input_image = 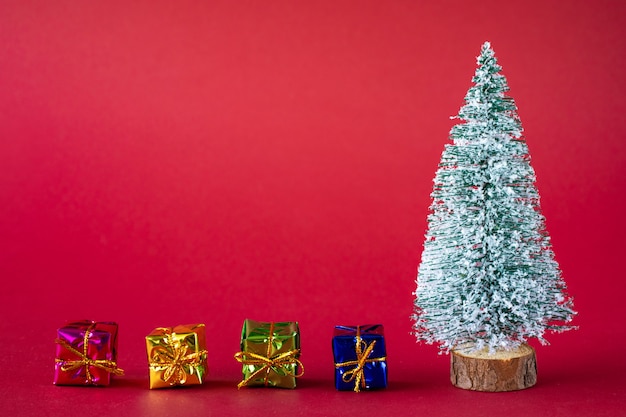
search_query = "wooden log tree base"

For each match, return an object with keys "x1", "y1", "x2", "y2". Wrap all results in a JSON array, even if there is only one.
[{"x1": 450, "y1": 344, "x2": 537, "y2": 392}]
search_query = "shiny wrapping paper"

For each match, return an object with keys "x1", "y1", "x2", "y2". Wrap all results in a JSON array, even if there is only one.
[
  {"x1": 145, "y1": 324, "x2": 208, "y2": 389},
  {"x1": 333, "y1": 324, "x2": 388, "y2": 392},
  {"x1": 53, "y1": 320, "x2": 123, "y2": 386},
  {"x1": 235, "y1": 319, "x2": 303, "y2": 389}
]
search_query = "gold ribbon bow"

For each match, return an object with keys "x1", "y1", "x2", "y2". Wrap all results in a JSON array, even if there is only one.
[
  {"x1": 234, "y1": 322, "x2": 304, "y2": 388},
  {"x1": 149, "y1": 332, "x2": 207, "y2": 385},
  {"x1": 334, "y1": 328, "x2": 386, "y2": 392},
  {"x1": 55, "y1": 324, "x2": 124, "y2": 384}
]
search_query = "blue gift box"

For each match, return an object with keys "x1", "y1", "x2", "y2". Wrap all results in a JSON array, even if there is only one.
[{"x1": 332, "y1": 324, "x2": 388, "y2": 392}]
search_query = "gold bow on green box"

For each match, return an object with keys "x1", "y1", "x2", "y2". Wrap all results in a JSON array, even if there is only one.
[
  {"x1": 145, "y1": 324, "x2": 208, "y2": 389},
  {"x1": 234, "y1": 319, "x2": 303, "y2": 389}
]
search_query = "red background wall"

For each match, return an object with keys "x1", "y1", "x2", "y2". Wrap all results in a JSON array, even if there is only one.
[{"x1": 1, "y1": 1, "x2": 624, "y2": 416}]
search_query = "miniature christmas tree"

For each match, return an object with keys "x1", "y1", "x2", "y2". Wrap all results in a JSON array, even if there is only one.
[{"x1": 413, "y1": 42, "x2": 575, "y2": 390}]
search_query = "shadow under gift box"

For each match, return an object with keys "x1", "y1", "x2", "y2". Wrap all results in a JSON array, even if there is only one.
[
  {"x1": 54, "y1": 320, "x2": 123, "y2": 386},
  {"x1": 145, "y1": 324, "x2": 208, "y2": 389},
  {"x1": 332, "y1": 324, "x2": 388, "y2": 392},
  {"x1": 235, "y1": 319, "x2": 303, "y2": 389}
]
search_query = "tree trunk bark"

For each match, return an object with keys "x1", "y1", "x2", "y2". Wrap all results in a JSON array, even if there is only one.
[{"x1": 450, "y1": 344, "x2": 537, "y2": 392}]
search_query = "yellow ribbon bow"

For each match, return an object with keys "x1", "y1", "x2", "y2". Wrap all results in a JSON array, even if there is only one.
[
  {"x1": 334, "y1": 331, "x2": 386, "y2": 392},
  {"x1": 149, "y1": 333, "x2": 208, "y2": 385},
  {"x1": 234, "y1": 322, "x2": 304, "y2": 388},
  {"x1": 55, "y1": 324, "x2": 124, "y2": 384},
  {"x1": 234, "y1": 349, "x2": 304, "y2": 388}
]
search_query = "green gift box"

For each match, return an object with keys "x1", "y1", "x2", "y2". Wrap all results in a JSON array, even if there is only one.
[{"x1": 234, "y1": 319, "x2": 303, "y2": 388}]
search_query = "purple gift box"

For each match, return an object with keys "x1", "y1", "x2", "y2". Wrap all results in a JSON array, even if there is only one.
[{"x1": 54, "y1": 320, "x2": 123, "y2": 386}]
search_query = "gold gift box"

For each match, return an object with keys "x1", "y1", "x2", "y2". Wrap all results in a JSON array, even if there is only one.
[{"x1": 145, "y1": 323, "x2": 208, "y2": 389}]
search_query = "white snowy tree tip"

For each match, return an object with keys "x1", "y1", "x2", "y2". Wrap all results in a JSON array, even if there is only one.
[{"x1": 476, "y1": 42, "x2": 497, "y2": 67}]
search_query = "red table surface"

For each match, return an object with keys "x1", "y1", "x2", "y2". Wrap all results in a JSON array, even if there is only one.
[{"x1": 1, "y1": 1, "x2": 625, "y2": 416}]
